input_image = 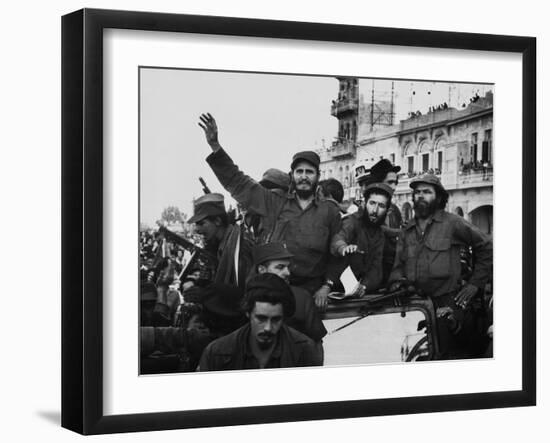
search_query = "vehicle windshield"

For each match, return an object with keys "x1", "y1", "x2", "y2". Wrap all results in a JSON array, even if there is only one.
[{"x1": 323, "y1": 310, "x2": 428, "y2": 365}]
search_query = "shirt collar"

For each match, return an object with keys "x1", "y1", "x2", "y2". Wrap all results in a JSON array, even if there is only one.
[
  {"x1": 405, "y1": 208, "x2": 445, "y2": 231},
  {"x1": 287, "y1": 190, "x2": 319, "y2": 207}
]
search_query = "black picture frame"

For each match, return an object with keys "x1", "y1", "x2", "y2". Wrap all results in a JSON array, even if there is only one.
[{"x1": 61, "y1": 8, "x2": 536, "y2": 435}]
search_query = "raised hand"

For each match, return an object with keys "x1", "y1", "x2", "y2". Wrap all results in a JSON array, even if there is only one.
[{"x1": 198, "y1": 113, "x2": 221, "y2": 151}]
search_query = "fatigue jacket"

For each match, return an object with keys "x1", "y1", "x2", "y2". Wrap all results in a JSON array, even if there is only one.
[
  {"x1": 389, "y1": 209, "x2": 492, "y2": 298},
  {"x1": 196, "y1": 323, "x2": 321, "y2": 371},
  {"x1": 210, "y1": 223, "x2": 253, "y2": 292},
  {"x1": 330, "y1": 209, "x2": 386, "y2": 291},
  {"x1": 207, "y1": 148, "x2": 342, "y2": 287}
]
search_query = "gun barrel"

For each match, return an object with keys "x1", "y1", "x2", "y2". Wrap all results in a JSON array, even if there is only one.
[
  {"x1": 198, "y1": 177, "x2": 211, "y2": 194},
  {"x1": 158, "y1": 226, "x2": 215, "y2": 262}
]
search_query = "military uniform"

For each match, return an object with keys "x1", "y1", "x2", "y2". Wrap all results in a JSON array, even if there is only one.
[
  {"x1": 207, "y1": 148, "x2": 341, "y2": 294},
  {"x1": 196, "y1": 323, "x2": 320, "y2": 371},
  {"x1": 389, "y1": 174, "x2": 492, "y2": 359}
]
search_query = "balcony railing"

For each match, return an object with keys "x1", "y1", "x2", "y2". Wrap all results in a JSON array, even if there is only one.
[
  {"x1": 457, "y1": 168, "x2": 493, "y2": 187},
  {"x1": 395, "y1": 167, "x2": 492, "y2": 195},
  {"x1": 331, "y1": 97, "x2": 359, "y2": 116},
  {"x1": 330, "y1": 140, "x2": 356, "y2": 158}
]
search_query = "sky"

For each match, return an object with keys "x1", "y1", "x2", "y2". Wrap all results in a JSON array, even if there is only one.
[{"x1": 140, "y1": 68, "x2": 492, "y2": 226}]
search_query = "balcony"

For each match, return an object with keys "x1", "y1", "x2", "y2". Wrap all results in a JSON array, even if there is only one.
[
  {"x1": 330, "y1": 140, "x2": 356, "y2": 159},
  {"x1": 394, "y1": 166, "x2": 492, "y2": 196},
  {"x1": 331, "y1": 97, "x2": 359, "y2": 116},
  {"x1": 457, "y1": 167, "x2": 493, "y2": 188}
]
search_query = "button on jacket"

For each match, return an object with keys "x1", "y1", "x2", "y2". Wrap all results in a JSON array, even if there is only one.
[
  {"x1": 389, "y1": 209, "x2": 492, "y2": 297},
  {"x1": 207, "y1": 148, "x2": 342, "y2": 287},
  {"x1": 196, "y1": 323, "x2": 321, "y2": 371}
]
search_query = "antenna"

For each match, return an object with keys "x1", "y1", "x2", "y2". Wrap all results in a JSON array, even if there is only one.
[{"x1": 390, "y1": 81, "x2": 395, "y2": 125}]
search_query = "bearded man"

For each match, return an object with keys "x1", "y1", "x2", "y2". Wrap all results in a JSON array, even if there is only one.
[
  {"x1": 388, "y1": 174, "x2": 492, "y2": 359},
  {"x1": 330, "y1": 183, "x2": 394, "y2": 297},
  {"x1": 198, "y1": 113, "x2": 341, "y2": 312}
]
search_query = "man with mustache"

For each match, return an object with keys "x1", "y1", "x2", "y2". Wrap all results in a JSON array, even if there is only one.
[
  {"x1": 196, "y1": 273, "x2": 321, "y2": 371},
  {"x1": 330, "y1": 183, "x2": 394, "y2": 297},
  {"x1": 388, "y1": 174, "x2": 492, "y2": 359},
  {"x1": 198, "y1": 113, "x2": 342, "y2": 313},
  {"x1": 252, "y1": 242, "x2": 327, "y2": 358}
]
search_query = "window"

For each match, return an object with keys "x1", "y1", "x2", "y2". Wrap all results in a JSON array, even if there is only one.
[
  {"x1": 471, "y1": 132, "x2": 478, "y2": 163},
  {"x1": 483, "y1": 129, "x2": 492, "y2": 163},
  {"x1": 422, "y1": 153, "x2": 429, "y2": 172},
  {"x1": 390, "y1": 153, "x2": 395, "y2": 165},
  {"x1": 408, "y1": 156, "x2": 414, "y2": 174},
  {"x1": 437, "y1": 151, "x2": 443, "y2": 172}
]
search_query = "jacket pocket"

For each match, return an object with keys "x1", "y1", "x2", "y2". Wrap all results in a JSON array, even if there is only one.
[{"x1": 425, "y1": 237, "x2": 451, "y2": 279}]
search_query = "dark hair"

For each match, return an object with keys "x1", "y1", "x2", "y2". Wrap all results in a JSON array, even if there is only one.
[
  {"x1": 242, "y1": 274, "x2": 295, "y2": 317},
  {"x1": 363, "y1": 189, "x2": 390, "y2": 205},
  {"x1": 318, "y1": 178, "x2": 344, "y2": 203}
]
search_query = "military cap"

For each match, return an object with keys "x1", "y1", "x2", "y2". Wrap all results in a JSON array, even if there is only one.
[
  {"x1": 253, "y1": 242, "x2": 294, "y2": 266},
  {"x1": 259, "y1": 168, "x2": 290, "y2": 191},
  {"x1": 409, "y1": 173, "x2": 446, "y2": 193},
  {"x1": 362, "y1": 182, "x2": 394, "y2": 200},
  {"x1": 290, "y1": 150, "x2": 321, "y2": 170},
  {"x1": 187, "y1": 193, "x2": 226, "y2": 224}
]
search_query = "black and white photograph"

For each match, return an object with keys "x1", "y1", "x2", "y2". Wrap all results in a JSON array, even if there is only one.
[{"x1": 139, "y1": 69, "x2": 494, "y2": 374}]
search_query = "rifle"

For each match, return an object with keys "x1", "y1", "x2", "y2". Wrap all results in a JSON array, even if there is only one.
[
  {"x1": 199, "y1": 177, "x2": 211, "y2": 194},
  {"x1": 157, "y1": 225, "x2": 216, "y2": 281}
]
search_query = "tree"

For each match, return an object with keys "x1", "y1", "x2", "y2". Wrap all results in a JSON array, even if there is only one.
[{"x1": 160, "y1": 206, "x2": 185, "y2": 225}]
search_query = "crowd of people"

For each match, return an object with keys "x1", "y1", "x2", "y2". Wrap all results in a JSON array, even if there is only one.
[{"x1": 139, "y1": 112, "x2": 493, "y2": 374}]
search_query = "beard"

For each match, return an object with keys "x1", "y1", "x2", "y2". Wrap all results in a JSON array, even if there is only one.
[
  {"x1": 295, "y1": 188, "x2": 315, "y2": 199},
  {"x1": 414, "y1": 198, "x2": 438, "y2": 219},
  {"x1": 293, "y1": 178, "x2": 317, "y2": 199},
  {"x1": 363, "y1": 210, "x2": 385, "y2": 227}
]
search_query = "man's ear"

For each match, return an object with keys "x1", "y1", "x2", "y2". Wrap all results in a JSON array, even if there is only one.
[{"x1": 257, "y1": 264, "x2": 267, "y2": 274}]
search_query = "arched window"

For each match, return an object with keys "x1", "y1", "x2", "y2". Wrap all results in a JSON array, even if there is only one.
[
  {"x1": 403, "y1": 142, "x2": 416, "y2": 175},
  {"x1": 418, "y1": 141, "x2": 431, "y2": 173},
  {"x1": 434, "y1": 137, "x2": 446, "y2": 173}
]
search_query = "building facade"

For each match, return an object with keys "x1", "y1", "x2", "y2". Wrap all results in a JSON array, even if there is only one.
[{"x1": 319, "y1": 79, "x2": 493, "y2": 234}]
